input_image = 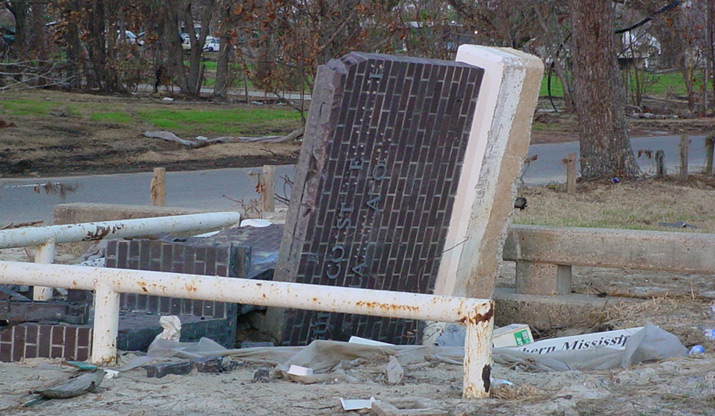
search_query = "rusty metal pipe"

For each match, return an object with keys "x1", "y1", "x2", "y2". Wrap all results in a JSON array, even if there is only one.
[
  {"x1": 0, "y1": 212, "x2": 241, "y2": 249},
  {"x1": 0, "y1": 261, "x2": 491, "y2": 323},
  {"x1": 0, "y1": 260, "x2": 493, "y2": 398}
]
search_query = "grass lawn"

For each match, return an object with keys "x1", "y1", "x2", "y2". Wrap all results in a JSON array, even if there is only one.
[
  {"x1": 137, "y1": 108, "x2": 301, "y2": 135},
  {"x1": 539, "y1": 70, "x2": 712, "y2": 99},
  {"x1": 0, "y1": 94, "x2": 302, "y2": 136}
]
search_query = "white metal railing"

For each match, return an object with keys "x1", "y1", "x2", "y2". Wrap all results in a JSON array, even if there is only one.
[
  {"x1": 0, "y1": 213, "x2": 241, "y2": 300},
  {"x1": 0, "y1": 261, "x2": 494, "y2": 399}
]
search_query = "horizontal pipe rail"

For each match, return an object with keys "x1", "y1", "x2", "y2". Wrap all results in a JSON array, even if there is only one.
[
  {"x1": 503, "y1": 224, "x2": 715, "y2": 274},
  {"x1": 0, "y1": 212, "x2": 241, "y2": 249},
  {"x1": 0, "y1": 260, "x2": 493, "y2": 399}
]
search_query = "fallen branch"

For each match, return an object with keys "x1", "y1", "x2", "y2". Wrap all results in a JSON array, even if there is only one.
[
  {"x1": 144, "y1": 131, "x2": 200, "y2": 147},
  {"x1": 144, "y1": 127, "x2": 304, "y2": 148}
]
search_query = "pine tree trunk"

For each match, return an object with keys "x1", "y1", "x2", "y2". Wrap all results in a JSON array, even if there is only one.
[{"x1": 568, "y1": 0, "x2": 640, "y2": 180}]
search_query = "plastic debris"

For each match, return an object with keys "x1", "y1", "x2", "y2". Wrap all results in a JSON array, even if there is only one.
[
  {"x1": 703, "y1": 329, "x2": 715, "y2": 340},
  {"x1": 23, "y1": 370, "x2": 105, "y2": 406},
  {"x1": 340, "y1": 397, "x2": 376, "y2": 411},
  {"x1": 348, "y1": 336, "x2": 394, "y2": 346},
  {"x1": 65, "y1": 361, "x2": 99, "y2": 371},
  {"x1": 287, "y1": 365, "x2": 313, "y2": 376},
  {"x1": 612, "y1": 177, "x2": 620, "y2": 183},
  {"x1": 240, "y1": 219, "x2": 272, "y2": 227},
  {"x1": 689, "y1": 345, "x2": 705, "y2": 355},
  {"x1": 103, "y1": 369, "x2": 120, "y2": 379}
]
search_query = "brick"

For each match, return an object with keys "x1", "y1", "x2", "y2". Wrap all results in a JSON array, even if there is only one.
[{"x1": 267, "y1": 53, "x2": 483, "y2": 346}]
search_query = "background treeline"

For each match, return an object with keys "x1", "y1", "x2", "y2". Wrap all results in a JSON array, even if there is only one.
[{"x1": 0, "y1": 0, "x2": 713, "y2": 115}]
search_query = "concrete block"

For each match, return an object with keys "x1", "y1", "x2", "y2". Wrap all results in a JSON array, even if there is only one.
[
  {"x1": 435, "y1": 46, "x2": 543, "y2": 299},
  {"x1": 503, "y1": 224, "x2": 715, "y2": 275},
  {"x1": 493, "y1": 288, "x2": 638, "y2": 331},
  {"x1": 515, "y1": 261, "x2": 572, "y2": 295}
]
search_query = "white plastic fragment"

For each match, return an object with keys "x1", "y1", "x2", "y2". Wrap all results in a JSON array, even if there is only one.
[
  {"x1": 104, "y1": 369, "x2": 120, "y2": 379},
  {"x1": 287, "y1": 365, "x2": 313, "y2": 376},
  {"x1": 348, "y1": 336, "x2": 394, "y2": 346},
  {"x1": 340, "y1": 397, "x2": 376, "y2": 411}
]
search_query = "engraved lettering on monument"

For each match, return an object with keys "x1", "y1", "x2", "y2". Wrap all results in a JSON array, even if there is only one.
[{"x1": 270, "y1": 52, "x2": 484, "y2": 345}]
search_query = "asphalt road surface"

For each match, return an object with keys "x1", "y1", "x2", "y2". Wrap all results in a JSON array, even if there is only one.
[{"x1": 0, "y1": 135, "x2": 708, "y2": 225}]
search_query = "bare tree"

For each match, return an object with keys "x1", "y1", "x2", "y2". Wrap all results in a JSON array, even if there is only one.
[{"x1": 162, "y1": 0, "x2": 215, "y2": 96}]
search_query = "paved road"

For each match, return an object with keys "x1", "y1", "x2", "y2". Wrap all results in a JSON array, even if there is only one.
[{"x1": 0, "y1": 135, "x2": 709, "y2": 225}]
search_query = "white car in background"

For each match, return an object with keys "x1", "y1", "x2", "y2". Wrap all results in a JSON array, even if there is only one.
[{"x1": 203, "y1": 36, "x2": 220, "y2": 52}]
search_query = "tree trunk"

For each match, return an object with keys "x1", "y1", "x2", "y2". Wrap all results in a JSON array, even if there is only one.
[
  {"x1": 568, "y1": 0, "x2": 640, "y2": 180},
  {"x1": 164, "y1": 0, "x2": 190, "y2": 93},
  {"x1": 7, "y1": 0, "x2": 30, "y2": 56},
  {"x1": 213, "y1": 2, "x2": 232, "y2": 100},
  {"x1": 185, "y1": 0, "x2": 215, "y2": 96},
  {"x1": 28, "y1": 3, "x2": 48, "y2": 61}
]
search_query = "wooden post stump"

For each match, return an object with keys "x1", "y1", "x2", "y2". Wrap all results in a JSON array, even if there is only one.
[
  {"x1": 150, "y1": 167, "x2": 166, "y2": 206},
  {"x1": 260, "y1": 165, "x2": 275, "y2": 212},
  {"x1": 679, "y1": 135, "x2": 689, "y2": 179},
  {"x1": 655, "y1": 150, "x2": 665, "y2": 178},
  {"x1": 565, "y1": 153, "x2": 576, "y2": 194},
  {"x1": 705, "y1": 135, "x2": 714, "y2": 175}
]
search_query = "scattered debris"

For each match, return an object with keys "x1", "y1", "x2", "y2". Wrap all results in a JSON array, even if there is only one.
[
  {"x1": 658, "y1": 221, "x2": 698, "y2": 229},
  {"x1": 153, "y1": 315, "x2": 181, "y2": 343},
  {"x1": 23, "y1": 370, "x2": 104, "y2": 406},
  {"x1": 492, "y1": 324, "x2": 534, "y2": 348},
  {"x1": 103, "y1": 369, "x2": 120, "y2": 379},
  {"x1": 688, "y1": 345, "x2": 705, "y2": 355},
  {"x1": 384, "y1": 356, "x2": 404, "y2": 385},
  {"x1": 191, "y1": 356, "x2": 241, "y2": 373},
  {"x1": 348, "y1": 336, "x2": 394, "y2": 346},
  {"x1": 492, "y1": 323, "x2": 687, "y2": 371},
  {"x1": 64, "y1": 361, "x2": 98, "y2": 371},
  {"x1": 287, "y1": 365, "x2": 313, "y2": 377},
  {"x1": 253, "y1": 367, "x2": 271, "y2": 383},
  {"x1": 514, "y1": 196, "x2": 527, "y2": 210},
  {"x1": 162, "y1": 97, "x2": 174, "y2": 102},
  {"x1": 145, "y1": 361, "x2": 193, "y2": 378},
  {"x1": 340, "y1": 397, "x2": 376, "y2": 411}
]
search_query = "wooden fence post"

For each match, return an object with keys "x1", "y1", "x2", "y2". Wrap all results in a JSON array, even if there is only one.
[
  {"x1": 261, "y1": 165, "x2": 275, "y2": 212},
  {"x1": 655, "y1": 150, "x2": 665, "y2": 178},
  {"x1": 705, "y1": 135, "x2": 714, "y2": 176},
  {"x1": 566, "y1": 153, "x2": 576, "y2": 193},
  {"x1": 679, "y1": 134, "x2": 689, "y2": 179},
  {"x1": 150, "y1": 167, "x2": 166, "y2": 206}
]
